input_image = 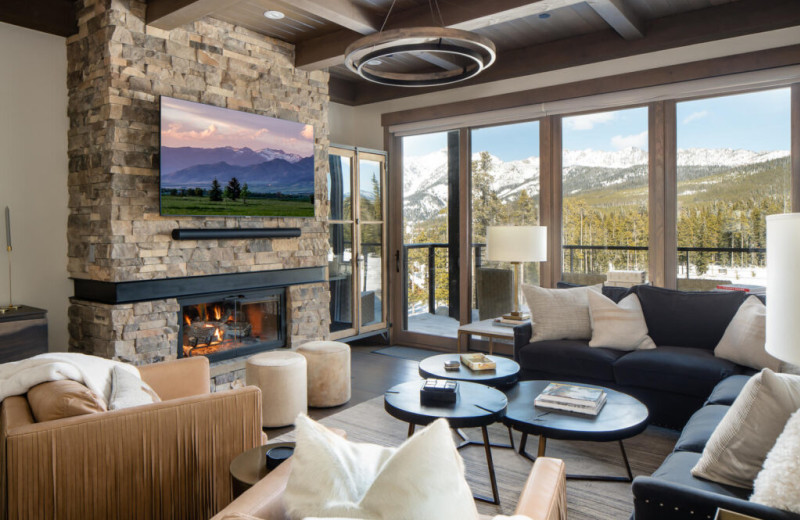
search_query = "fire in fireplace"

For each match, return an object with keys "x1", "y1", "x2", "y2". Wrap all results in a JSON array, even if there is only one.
[{"x1": 178, "y1": 288, "x2": 285, "y2": 362}]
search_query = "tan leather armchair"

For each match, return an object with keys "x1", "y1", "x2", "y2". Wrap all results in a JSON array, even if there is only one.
[
  {"x1": 212, "y1": 456, "x2": 567, "y2": 520},
  {"x1": 0, "y1": 357, "x2": 264, "y2": 520}
]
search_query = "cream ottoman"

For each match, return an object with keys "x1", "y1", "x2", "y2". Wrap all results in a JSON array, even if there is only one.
[
  {"x1": 297, "y1": 341, "x2": 351, "y2": 408},
  {"x1": 246, "y1": 350, "x2": 307, "y2": 428}
]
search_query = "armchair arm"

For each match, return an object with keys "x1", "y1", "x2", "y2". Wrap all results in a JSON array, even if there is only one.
[
  {"x1": 4, "y1": 386, "x2": 262, "y2": 519},
  {"x1": 632, "y1": 476, "x2": 800, "y2": 520},
  {"x1": 515, "y1": 457, "x2": 567, "y2": 520},
  {"x1": 513, "y1": 322, "x2": 532, "y2": 362},
  {"x1": 139, "y1": 356, "x2": 210, "y2": 400}
]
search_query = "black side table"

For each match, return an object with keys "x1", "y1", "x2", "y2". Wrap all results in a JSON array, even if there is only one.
[
  {"x1": 384, "y1": 380, "x2": 507, "y2": 504},
  {"x1": 229, "y1": 441, "x2": 296, "y2": 498}
]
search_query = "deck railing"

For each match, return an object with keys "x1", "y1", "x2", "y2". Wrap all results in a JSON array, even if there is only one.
[{"x1": 402, "y1": 243, "x2": 767, "y2": 319}]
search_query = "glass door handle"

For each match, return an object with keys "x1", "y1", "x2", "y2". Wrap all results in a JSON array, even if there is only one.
[{"x1": 395, "y1": 250, "x2": 400, "y2": 273}]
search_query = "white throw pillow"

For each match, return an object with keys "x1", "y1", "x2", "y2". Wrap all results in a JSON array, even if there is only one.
[
  {"x1": 691, "y1": 369, "x2": 800, "y2": 488},
  {"x1": 751, "y1": 408, "x2": 800, "y2": 513},
  {"x1": 108, "y1": 366, "x2": 161, "y2": 410},
  {"x1": 522, "y1": 284, "x2": 602, "y2": 342},
  {"x1": 715, "y1": 296, "x2": 781, "y2": 371},
  {"x1": 284, "y1": 415, "x2": 479, "y2": 520},
  {"x1": 587, "y1": 291, "x2": 656, "y2": 351}
]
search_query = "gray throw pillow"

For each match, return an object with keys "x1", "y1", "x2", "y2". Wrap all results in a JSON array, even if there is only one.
[
  {"x1": 522, "y1": 283, "x2": 601, "y2": 342},
  {"x1": 109, "y1": 366, "x2": 161, "y2": 410}
]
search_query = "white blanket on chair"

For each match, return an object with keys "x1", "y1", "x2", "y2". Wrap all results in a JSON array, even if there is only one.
[{"x1": 0, "y1": 353, "x2": 140, "y2": 404}]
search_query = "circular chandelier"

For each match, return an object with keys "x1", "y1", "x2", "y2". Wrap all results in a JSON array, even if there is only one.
[{"x1": 344, "y1": 26, "x2": 496, "y2": 87}]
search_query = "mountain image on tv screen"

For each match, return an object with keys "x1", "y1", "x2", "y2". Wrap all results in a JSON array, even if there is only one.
[{"x1": 160, "y1": 97, "x2": 315, "y2": 217}]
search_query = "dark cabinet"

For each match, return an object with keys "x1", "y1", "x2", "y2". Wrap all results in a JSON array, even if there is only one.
[{"x1": 0, "y1": 306, "x2": 47, "y2": 362}]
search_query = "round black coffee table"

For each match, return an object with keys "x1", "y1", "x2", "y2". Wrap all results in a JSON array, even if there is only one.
[
  {"x1": 418, "y1": 354, "x2": 520, "y2": 387},
  {"x1": 384, "y1": 380, "x2": 507, "y2": 504},
  {"x1": 503, "y1": 381, "x2": 649, "y2": 482}
]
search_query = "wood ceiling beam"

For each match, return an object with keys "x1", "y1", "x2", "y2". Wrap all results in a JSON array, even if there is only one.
[
  {"x1": 276, "y1": 0, "x2": 383, "y2": 35},
  {"x1": 587, "y1": 0, "x2": 645, "y2": 40},
  {"x1": 348, "y1": 0, "x2": 800, "y2": 105},
  {"x1": 0, "y1": 0, "x2": 76, "y2": 37},
  {"x1": 381, "y1": 43, "x2": 800, "y2": 127},
  {"x1": 147, "y1": 0, "x2": 244, "y2": 30},
  {"x1": 295, "y1": 0, "x2": 584, "y2": 71}
]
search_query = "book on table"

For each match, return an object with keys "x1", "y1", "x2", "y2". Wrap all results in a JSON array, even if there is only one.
[
  {"x1": 534, "y1": 382, "x2": 607, "y2": 415},
  {"x1": 460, "y1": 353, "x2": 496, "y2": 371},
  {"x1": 534, "y1": 392, "x2": 608, "y2": 416}
]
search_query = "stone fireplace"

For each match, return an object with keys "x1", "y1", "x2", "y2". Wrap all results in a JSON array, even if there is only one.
[{"x1": 66, "y1": 0, "x2": 332, "y2": 390}]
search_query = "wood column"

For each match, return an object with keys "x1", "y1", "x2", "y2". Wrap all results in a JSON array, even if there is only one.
[
  {"x1": 540, "y1": 116, "x2": 563, "y2": 288},
  {"x1": 648, "y1": 101, "x2": 677, "y2": 288}
]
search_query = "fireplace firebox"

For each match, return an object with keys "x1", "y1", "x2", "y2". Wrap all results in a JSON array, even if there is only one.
[{"x1": 178, "y1": 288, "x2": 285, "y2": 363}]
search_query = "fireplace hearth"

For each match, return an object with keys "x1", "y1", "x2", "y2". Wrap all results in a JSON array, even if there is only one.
[{"x1": 179, "y1": 288, "x2": 285, "y2": 363}]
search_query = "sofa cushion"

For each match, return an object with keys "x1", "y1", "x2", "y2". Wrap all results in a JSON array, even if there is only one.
[
  {"x1": 108, "y1": 366, "x2": 161, "y2": 410},
  {"x1": 652, "y1": 451, "x2": 750, "y2": 500},
  {"x1": 26, "y1": 380, "x2": 107, "y2": 422},
  {"x1": 518, "y1": 340, "x2": 628, "y2": 382},
  {"x1": 674, "y1": 404, "x2": 729, "y2": 453},
  {"x1": 633, "y1": 285, "x2": 747, "y2": 350},
  {"x1": 706, "y1": 375, "x2": 752, "y2": 406},
  {"x1": 613, "y1": 346, "x2": 742, "y2": 397},
  {"x1": 692, "y1": 369, "x2": 800, "y2": 489},
  {"x1": 715, "y1": 296, "x2": 781, "y2": 371}
]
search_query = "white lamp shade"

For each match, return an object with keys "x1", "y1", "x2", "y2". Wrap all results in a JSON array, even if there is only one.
[
  {"x1": 486, "y1": 226, "x2": 547, "y2": 263},
  {"x1": 766, "y1": 213, "x2": 800, "y2": 365}
]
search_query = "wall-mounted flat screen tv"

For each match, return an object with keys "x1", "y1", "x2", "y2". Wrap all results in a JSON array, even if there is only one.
[{"x1": 159, "y1": 96, "x2": 315, "y2": 217}]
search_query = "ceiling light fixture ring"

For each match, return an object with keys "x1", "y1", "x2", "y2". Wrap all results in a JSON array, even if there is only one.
[{"x1": 345, "y1": 27, "x2": 496, "y2": 87}]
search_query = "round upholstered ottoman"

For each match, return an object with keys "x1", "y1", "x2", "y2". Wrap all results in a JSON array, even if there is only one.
[
  {"x1": 246, "y1": 350, "x2": 307, "y2": 428},
  {"x1": 297, "y1": 341, "x2": 351, "y2": 408}
]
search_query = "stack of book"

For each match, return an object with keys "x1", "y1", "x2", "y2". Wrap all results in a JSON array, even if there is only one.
[
  {"x1": 534, "y1": 382, "x2": 607, "y2": 416},
  {"x1": 492, "y1": 317, "x2": 530, "y2": 328}
]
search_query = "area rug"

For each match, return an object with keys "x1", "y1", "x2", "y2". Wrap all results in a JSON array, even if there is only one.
[
  {"x1": 272, "y1": 395, "x2": 678, "y2": 519},
  {"x1": 372, "y1": 346, "x2": 439, "y2": 362}
]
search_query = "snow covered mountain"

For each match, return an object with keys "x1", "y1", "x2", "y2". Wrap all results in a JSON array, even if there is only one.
[{"x1": 403, "y1": 147, "x2": 790, "y2": 223}]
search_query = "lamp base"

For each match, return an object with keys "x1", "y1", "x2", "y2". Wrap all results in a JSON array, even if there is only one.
[
  {"x1": 502, "y1": 311, "x2": 530, "y2": 321},
  {"x1": 0, "y1": 305, "x2": 19, "y2": 314}
]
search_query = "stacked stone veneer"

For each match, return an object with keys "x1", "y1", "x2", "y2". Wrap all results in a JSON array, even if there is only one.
[{"x1": 66, "y1": 0, "x2": 331, "y2": 387}]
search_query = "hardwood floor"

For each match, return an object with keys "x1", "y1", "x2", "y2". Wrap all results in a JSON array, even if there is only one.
[{"x1": 263, "y1": 342, "x2": 425, "y2": 438}]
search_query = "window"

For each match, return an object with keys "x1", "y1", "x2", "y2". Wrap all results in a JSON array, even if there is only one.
[
  {"x1": 470, "y1": 121, "x2": 540, "y2": 319},
  {"x1": 561, "y1": 107, "x2": 649, "y2": 285},
  {"x1": 676, "y1": 88, "x2": 791, "y2": 291}
]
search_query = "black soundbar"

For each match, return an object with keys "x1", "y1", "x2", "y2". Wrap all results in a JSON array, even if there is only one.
[{"x1": 171, "y1": 228, "x2": 301, "y2": 240}]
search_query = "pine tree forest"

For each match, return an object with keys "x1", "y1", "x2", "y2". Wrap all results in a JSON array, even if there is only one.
[{"x1": 403, "y1": 153, "x2": 790, "y2": 311}]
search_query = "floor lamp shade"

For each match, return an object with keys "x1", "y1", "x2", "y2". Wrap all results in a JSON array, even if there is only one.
[
  {"x1": 766, "y1": 213, "x2": 800, "y2": 365},
  {"x1": 486, "y1": 226, "x2": 547, "y2": 263}
]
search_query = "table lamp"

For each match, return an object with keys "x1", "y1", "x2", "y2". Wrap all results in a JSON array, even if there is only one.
[
  {"x1": 486, "y1": 225, "x2": 547, "y2": 321},
  {"x1": 766, "y1": 213, "x2": 800, "y2": 365}
]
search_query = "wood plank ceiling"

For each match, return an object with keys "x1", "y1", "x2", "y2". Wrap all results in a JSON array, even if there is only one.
[{"x1": 4, "y1": 0, "x2": 800, "y2": 106}]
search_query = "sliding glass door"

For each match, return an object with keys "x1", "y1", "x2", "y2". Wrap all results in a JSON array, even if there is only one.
[{"x1": 397, "y1": 131, "x2": 462, "y2": 344}]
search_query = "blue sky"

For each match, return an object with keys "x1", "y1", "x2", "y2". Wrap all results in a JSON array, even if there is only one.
[{"x1": 403, "y1": 88, "x2": 790, "y2": 162}]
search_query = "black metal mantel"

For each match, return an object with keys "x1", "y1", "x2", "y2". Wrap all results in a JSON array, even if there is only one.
[{"x1": 72, "y1": 266, "x2": 326, "y2": 304}]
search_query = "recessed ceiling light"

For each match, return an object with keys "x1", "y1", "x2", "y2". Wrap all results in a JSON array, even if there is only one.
[
  {"x1": 367, "y1": 59, "x2": 383, "y2": 66},
  {"x1": 539, "y1": 13, "x2": 551, "y2": 19},
  {"x1": 264, "y1": 10, "x2": 285, "y2": 20}
]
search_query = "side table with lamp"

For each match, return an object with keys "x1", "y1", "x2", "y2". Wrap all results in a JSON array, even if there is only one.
[{"x1": 0, "y1": 206, "x2": 47, "y2": 362}]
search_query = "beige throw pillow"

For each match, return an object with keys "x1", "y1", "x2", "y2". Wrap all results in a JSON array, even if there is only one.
[
  {"x1": 691, "y1": 369, "x2": 800, "y2": 488},
  {"x1": 284, "y1": 415, "x2": 479, "y2": 520},
  {"x1": 715, "y1": 296, "x2": 781, "y2": 371},
  {"x1": 750, "y1": 408, "x2": 800, "y2": 513},
  {"x1": 522, "y1": 284, "x2": 602, "y2": 342},
  {"x1": 587, "y1": 291, "x2": 656, "y2": 351}
]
